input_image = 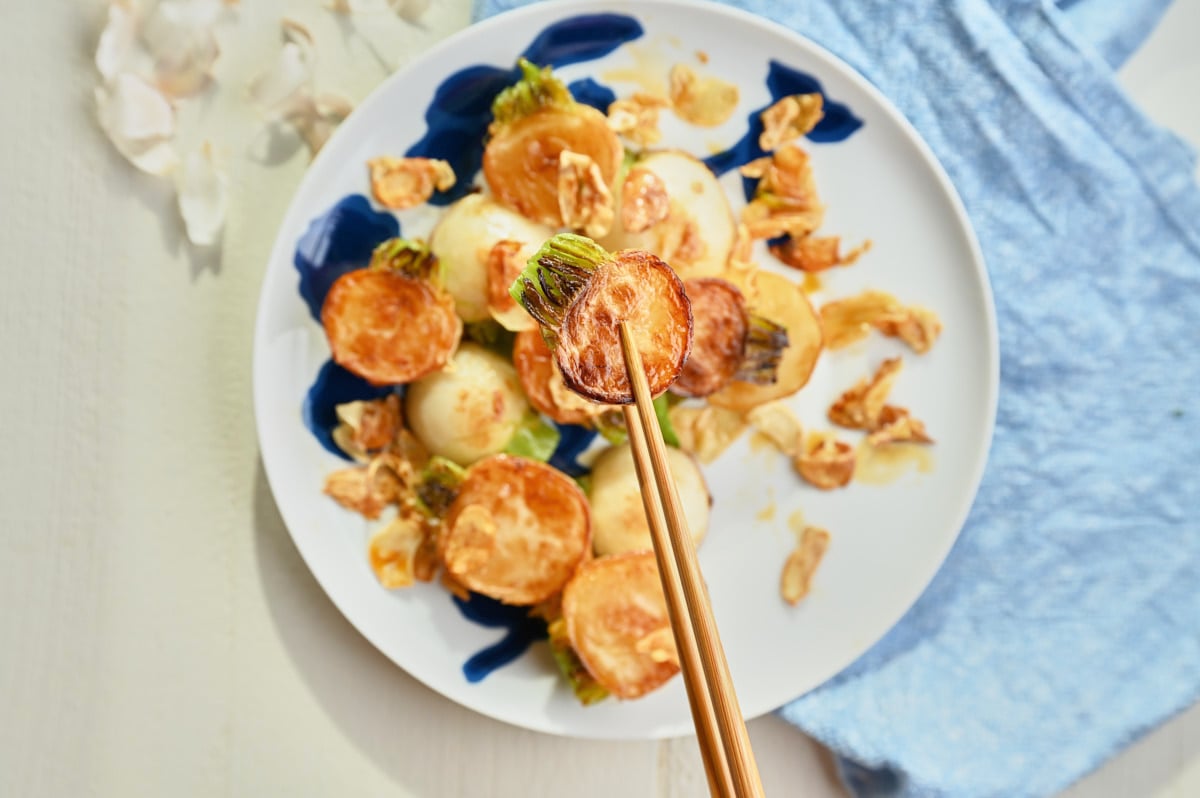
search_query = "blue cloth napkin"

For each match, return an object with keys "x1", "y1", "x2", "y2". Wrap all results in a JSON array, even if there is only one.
[{"x1": 475, "y1": 1, "x2": 1200, "y2": 795}]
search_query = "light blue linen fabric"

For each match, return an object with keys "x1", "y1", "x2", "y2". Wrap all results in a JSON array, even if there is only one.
[{"x1": 475, "y1": 1, "x2": 1200, "y2": 795}]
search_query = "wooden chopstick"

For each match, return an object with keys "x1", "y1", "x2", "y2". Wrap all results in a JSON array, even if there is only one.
[
  {"x1": 617, "y1": 321, "x2": 765, "y2": 798},
  {"x1": 620, "y1": 400, "x2": 733, "y2": 797}
]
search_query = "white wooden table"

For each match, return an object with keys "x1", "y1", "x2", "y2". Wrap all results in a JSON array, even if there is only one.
[{"x1": 2, "y1": 1, "x2": 1197, "y2": 795}]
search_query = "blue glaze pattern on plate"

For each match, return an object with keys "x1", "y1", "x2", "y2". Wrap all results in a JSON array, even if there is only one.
[
  {"x1": 568, "y1": 77, "x2": 617, "y2": 112},
  {"x1": 704, "y1": 59, "x2": 864, "y2": 195},
  {"x1": 453, "y1": 593, "x2": 549, "y2": 683},
  {"x1": 548, "y1": 423, "x2": 598, "y2": 478},
  {"x1": 303, "y1": 360, "x2": 398, "y2": 460},
  {"x1": 294, "y1": 194, "x2": 399, "y2": 322},
  {"x1": 404, "y1": 13, "x2": 642, "y2": 206}
]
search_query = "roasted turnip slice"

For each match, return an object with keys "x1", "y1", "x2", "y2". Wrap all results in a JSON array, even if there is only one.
[
  {"x1": 673, "y1": 278, "x2": 790, "y2": 398},
  {"x1": 439, "y1": 454, "x2": 591, "y2": 606},
  {"x1": 512, "y1": 328, "x2": 607, "y2": 426},
  {"x1": 483, "y1": 59, "x2": 622, "y2": 228},
  {"x1": 510, "y1": 233, "x2": 692, "y2": 404},
  {"x1": 562, "y1": 551, "x2": 680, "y2": 699},
  {"x1": 321, "y1": 238, "x2": 461, "y2": 385},
  {"x1": 708, "y1": 270, "x2": 822, "y2": 412}
]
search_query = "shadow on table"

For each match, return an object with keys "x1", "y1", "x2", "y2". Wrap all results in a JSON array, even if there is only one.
[{"x1": 251, "y1": 459, "x2": 654, "y2": 796}]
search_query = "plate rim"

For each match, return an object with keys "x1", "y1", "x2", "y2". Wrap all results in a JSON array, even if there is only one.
[{"x1": 252, "y1": 0, "x2": 1000, "y2": 739}]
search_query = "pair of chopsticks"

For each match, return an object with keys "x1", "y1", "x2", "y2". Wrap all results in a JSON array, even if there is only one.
[{"x1": 617, "y1": 322, "x2": 766, "y2": 798}]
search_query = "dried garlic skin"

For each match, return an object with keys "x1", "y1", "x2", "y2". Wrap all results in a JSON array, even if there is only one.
[
  {"x1": 794, "y1": 434, "x2": 856, "y2": 490},
  {"x1": 175, "y1": 143, "x2": 228, "y2": 246},
  {"x1": 95, "y1": 73, "x2": 179, "y2": 176},
  {"x1": 781, "y1": 526, "x2": 831, "y2": 604}
]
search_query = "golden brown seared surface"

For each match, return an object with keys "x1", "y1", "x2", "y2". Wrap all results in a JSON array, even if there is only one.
[
  {"x1": 440, "y1": 454, "x2": 591, "y2": 606},
  {"x1": 512, "y1": 329, "x2": 605, "y2": 426},
  {"x1": 555, "y1": 249, "x2": 692, "y2": 404},
  {"x1": 563, "y1": 551, "x2": 679, "y2": 699},
  {"x1": 708, "y1": 270, "x2": 821, "y2": 412},
  {"x1": 321, "y1": 269, "x2": 461, "y2": 386},
  {"x1": 673, "y1": 278, "x2": 748, "y2": 398},
  {"x1": 483, "y1": 107, "x2": 622, "y2": 227}
]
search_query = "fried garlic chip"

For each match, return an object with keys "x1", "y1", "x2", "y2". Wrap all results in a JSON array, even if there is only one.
[
  {"x1": 486, "y1": 240, "x2": 537, "y2": 332},
  {"x1": 324, "y1": 463, "x2": 399, "y2": 520},
  {"x1": 759, "y1": 93, "x2": 824, "y2": 152},
  {"x1": 557, "y1": 149, "x2": 615, "y2": 238},
  {"x1": 820, "y1": 290, "x2": 943, "y2": 352},
  {"x1": 794, "y1": 433, "x2": 856, "y2": 490},
  {"x1": 368, "y1": 513, "x2": 431, "y2": 589},
  {"x1": 873, "y1": 305, "x2": 943, "y2": 354},
  {"x1": 607, "y1": 92, "x2": 669, "y2": 146},
  {"x1": 739, "y1": 144, "x2": 825, "y2": 240},
  {"x1": 828, "y1": 357, "x2": 903, "y2": 430},
  {"x1": 620, "y1": 167, "x2": 670, "y2": 232},
  {"x1": 669, "y1": 64, "x2": 739, "y2": 127},
  {"x1": 746, "y1": 401, "x2": 803, "y2": 457},
  {"x1": 331, "y1": 395, "x2": 403, "y2": 462},
  {"x1": 820, "y1": 290, "x2": 901, "y2": 349},
  {"x1": 781, "y1": 525, "x2": 831, "y2": 605},
  {"x1": 770, "y1": 236, "x2": 872, "y2": 274},
  {"x1": 867, "y1": 406, "x2": 934, "y2": 446},
  {"x1": 669, "y1": 404, "x2": 747, "y2": 464},
  {"x1": 368, "y1": 156, "x2": 455, "y2": 210},
  {"x1": 323, "y1": 443, "x2": 422, "y2": 520}
]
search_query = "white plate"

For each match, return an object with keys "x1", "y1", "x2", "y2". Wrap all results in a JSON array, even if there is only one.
[{"x1": 253, "y1": 0, "x2": 998, "y2": 739}]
